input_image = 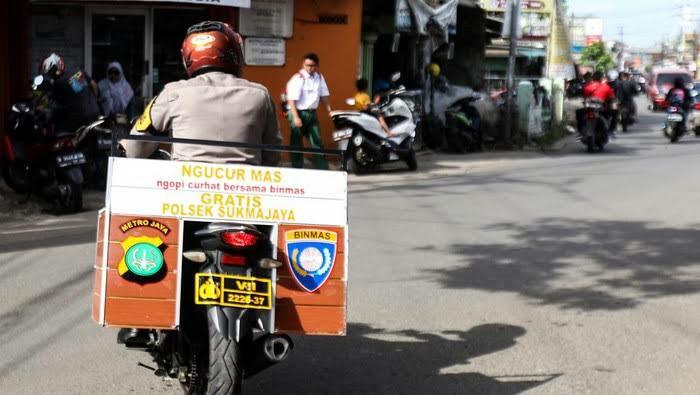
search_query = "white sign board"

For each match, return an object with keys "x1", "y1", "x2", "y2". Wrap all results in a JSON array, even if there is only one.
[
  {"x1": 584, "y1": 18, "x2": 603, "y2": 36},
  {"x1": 107, "y1": 158, "x2": 347, "y2": 226},
  {"x1": 244, "y1": 38, "x2": 286, "y2": 66},
  {"x1": 239, "y1": 0, "x2": 294, "y2": 38}
]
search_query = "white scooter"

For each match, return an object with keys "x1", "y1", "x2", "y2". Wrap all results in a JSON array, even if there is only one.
[{"x1": 330, "y1": 74, "x2": 417, "y2": 173}]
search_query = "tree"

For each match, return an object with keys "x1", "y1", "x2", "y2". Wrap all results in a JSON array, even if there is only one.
[{"x1": 581, "y1": 42, "x2": 614, "y2": 72}]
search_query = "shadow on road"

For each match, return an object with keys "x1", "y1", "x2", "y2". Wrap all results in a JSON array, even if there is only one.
[
  {"x1": 248, "y1": 323, "x2": 560, "y2": 394},
  {"x1": 420, "y1": 218, "x2": 700, "y2": 311}
]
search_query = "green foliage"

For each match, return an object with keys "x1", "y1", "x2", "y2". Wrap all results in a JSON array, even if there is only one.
[{"x1": 581, "y1": 42, "x2": 614, "y2": 72}]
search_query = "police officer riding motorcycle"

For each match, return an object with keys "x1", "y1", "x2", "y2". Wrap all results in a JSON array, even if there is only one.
[{"x1": 119, "y1": 21, "x2": 283, "y2": 394}]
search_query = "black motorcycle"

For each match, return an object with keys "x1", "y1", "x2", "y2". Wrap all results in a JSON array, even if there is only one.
[
  {"x1": 577, "y1": 98, "x2": 610, "y2": 152},
  {"x1": 664, "y1": 100, "x2": 687, "y2": 143},
  {"x1": 78, "y1": 116, "x2": 129, "y2": 188},
  {"x1": 619, "y1": 101, "x2": 635, "y2": 132},
  {"x1": 118, "y1": 222, "x2": 290, "y2": 394},
  {"x1": 1, "y1": 76, "x2": 85, "y2": 212}
]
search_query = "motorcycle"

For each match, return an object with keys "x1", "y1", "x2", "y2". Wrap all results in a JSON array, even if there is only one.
[
  {"x1": 577, "y1": 98, "x2": 610, "y2": 152},
  {"x1": 443, "y1": 96, "x2": 482, "y2": 153},
  {"x1": 118, "y1": 222, "x2": 290, "y2": 394},
  {"x1": 664, "y1": 101, "x2": 687, "y2": 143},
  {"x1": 78, "y1": 115, "x2": 130, "y2": 188},
  {"x1": 1, "y1": 75, "x2": 85, "y2": 212},
  {"x1": 330, "y1": 77, "x2": 417, "y2": 173},
  {"x1": 423, "y1": 77, "x2": 484, "y2": 153},
  {"x1": 96, "y1": 138, "x2": 349, "y2": 394},
  {"x1": 619, "y1": 101, "x2": 635, "y2": 132}
]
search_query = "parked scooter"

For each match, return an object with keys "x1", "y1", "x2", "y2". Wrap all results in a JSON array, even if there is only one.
[
  {"x1": 1, "y1": 75, "x2": 85, "y2": 212},
  {"x1": 423, "y1": 77, "x2": 483, "y2": 153},
  {"x1": 577, "y1": 98, "x2": 610, "y2": 152},
  {"x1": 330, "y1": 73, "x2": 417, "y2": 173}
]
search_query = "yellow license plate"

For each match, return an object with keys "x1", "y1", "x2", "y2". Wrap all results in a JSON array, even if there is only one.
[{"x1": 195, "y1": 273, "x2": 272, "y2": 310}]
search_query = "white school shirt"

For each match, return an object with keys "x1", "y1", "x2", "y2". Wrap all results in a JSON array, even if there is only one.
[{"x1": 285, "y1": 69, "x2": 330, "y2": 110}]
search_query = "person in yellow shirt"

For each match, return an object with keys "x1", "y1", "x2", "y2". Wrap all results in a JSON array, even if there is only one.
[{"x1": 354, "y1": 78, "x2": 394, "y2": 137}]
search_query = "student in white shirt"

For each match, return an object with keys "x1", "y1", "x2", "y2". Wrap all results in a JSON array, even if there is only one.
[{"x1": 285, "y1": 53, "x2": 332, "y2": 169}]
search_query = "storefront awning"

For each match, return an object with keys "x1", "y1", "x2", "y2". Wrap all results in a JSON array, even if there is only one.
[{"x1": 31, "y1": 0, "x2": 251, "y2": 7}]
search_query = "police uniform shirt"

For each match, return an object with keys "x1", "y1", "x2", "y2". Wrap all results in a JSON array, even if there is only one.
[
  {"x1": 286, "y1": 69, "x2": 330, "y2": 110},
  {"x1": 124, "y1": 71, "x2": 282, "y2": 165}
]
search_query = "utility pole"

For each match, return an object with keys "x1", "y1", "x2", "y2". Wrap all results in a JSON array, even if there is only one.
[{"x1": 504, "y1": 0, "x2": 520, "y2": 146}]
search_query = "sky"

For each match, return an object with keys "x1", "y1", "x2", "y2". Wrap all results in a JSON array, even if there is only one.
[{"x1": 568, "y1": 0, "x2": 699, "y2": 49}]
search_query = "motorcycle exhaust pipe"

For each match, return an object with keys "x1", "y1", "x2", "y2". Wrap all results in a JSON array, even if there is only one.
[{"x1": 244, "y1": 334, "x2": 294, "y2": 378}]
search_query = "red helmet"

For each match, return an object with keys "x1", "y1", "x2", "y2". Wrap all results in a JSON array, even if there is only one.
[
  {"x1": 181, "y1": 21, "x2": 244, "y2": 78},
  {"x1": 40, "y1": 53, "x2": 65, "y2": 79}
]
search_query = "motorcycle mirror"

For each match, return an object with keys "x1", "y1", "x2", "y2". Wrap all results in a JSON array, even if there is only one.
[
  {"x1": 345, "y1": 98, "x2": 356, "y2": 106},
  {"x1": 391, "y1": 72, "x2": 401, "y2": 82},
  {"x1": 32, "y1": 75, "x2": 44, "y2": 90}
]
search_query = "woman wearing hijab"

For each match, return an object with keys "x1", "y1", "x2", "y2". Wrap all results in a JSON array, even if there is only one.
[{"x1": 97, "y1": 61, "x2": 135, "y2": 118}]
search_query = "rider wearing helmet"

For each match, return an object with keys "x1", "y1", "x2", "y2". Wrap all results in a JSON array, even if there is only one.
[
  {"x1": 665, "y1": 77, "x2": 692, "y2": 112},
  {"x1": 38, "y1": 53, "x2": 101, "y2": 135},
  {"x1": 123, "y1": 21, "x2": 282, "y2": 165},
  {"x1": 664, "y1": 77, "x2": 692, "y2": 129},
  {"x1": 583, "y1": 70, "x2": 618, "y2": 133}
]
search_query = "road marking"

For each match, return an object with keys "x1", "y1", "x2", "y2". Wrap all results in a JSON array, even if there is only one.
[{"x1": 0, "y1": 224, "x2": 93, "y2": 235}]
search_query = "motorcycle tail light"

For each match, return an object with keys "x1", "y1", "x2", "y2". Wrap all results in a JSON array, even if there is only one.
[
  {"x1": 221, "y1": 254, "x2": 246, "y2": 266},
  {"x1": 221, "y1": 231, "x2": 259, "y2": 248}
]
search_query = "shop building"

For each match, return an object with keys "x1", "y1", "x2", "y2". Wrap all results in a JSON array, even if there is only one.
[{"x1": 1, "y1": 0, "x2": 363, "y2": 149}]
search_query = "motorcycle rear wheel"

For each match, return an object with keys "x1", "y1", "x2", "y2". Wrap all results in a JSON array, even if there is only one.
[
  {"x1": 405, "y1": 148, "x2": 417, "y2": 171},
  {"x1": 345, "y1": 145, "x2": 371, "y2": 175},
  {"x1": 205, "y1": 316, "x2": 242, "y2": 395},
  {"x1": 58, "y1": 182, "x2": 83, "y2": 213},
  {"x1": 586, "y1": 136, "x2": 596, "y2": 153},
  {"x1": 2, "y1": 162, "x2": 31, "y2": 194}
]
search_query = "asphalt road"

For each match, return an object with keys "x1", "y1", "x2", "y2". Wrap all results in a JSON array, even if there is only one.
[{"x1": 1, "y1": 103, "x2": 699, "y2": 394}]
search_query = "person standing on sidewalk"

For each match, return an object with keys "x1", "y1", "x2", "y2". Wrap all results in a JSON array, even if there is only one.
[{"x1": 286, "y1": 53, "x2": 331, "y2": 169}]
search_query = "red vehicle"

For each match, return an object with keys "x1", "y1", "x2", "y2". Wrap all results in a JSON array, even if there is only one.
[{"x1": 647, "y1": 68, "x2": 693, "y2": 111}]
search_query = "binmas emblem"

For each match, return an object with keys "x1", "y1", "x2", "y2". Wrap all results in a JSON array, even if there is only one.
[{"x1": 285, "y1": 229, "x2": 338, "y2": 293}]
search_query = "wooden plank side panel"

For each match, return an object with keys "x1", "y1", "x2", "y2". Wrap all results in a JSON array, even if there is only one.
[
  {"x1": 275, "y1": 305, "x2": 346, "y2": 335},
  {"x1": 108, "y1": 215, "x2": 180, "y2": 244},
  {"x1": 97, "y1": 210, "x2": 105, "y2": 242},
  {"x1": 275, "y1": 278, "x2": 345, "y2": 306},
  {"x1": 106, "y1": 268, "x2": 178, "y2": 299},
  {"x1": 91, "y1": 292, "x2": 101, "y2": 324},
  {"x1": 93, "y1": 267, "x2": 103, "y2": 296},
  {"x1": 105, "y1": 298, "x2": 176, "y2": 329}
]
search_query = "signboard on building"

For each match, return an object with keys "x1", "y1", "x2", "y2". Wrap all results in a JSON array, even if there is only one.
[
  {"x1": 244, "y1": 37, "x2": 285, "y2": 66},
  {"x1": 520, "y1": 12, "x2": 551, "y2": 38},
  {"x1": 481, "y1": 0, "x2": 552, "y2": 13},
  {"x1": 83, "y1": 0, "x2": 251, "y2": 6},
  {"x1": 584, "y1": 17, "x2": 603, "y2": 46},
  {"x1": 239, "y1": 0, "x2": 294, "y2": 38}
]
